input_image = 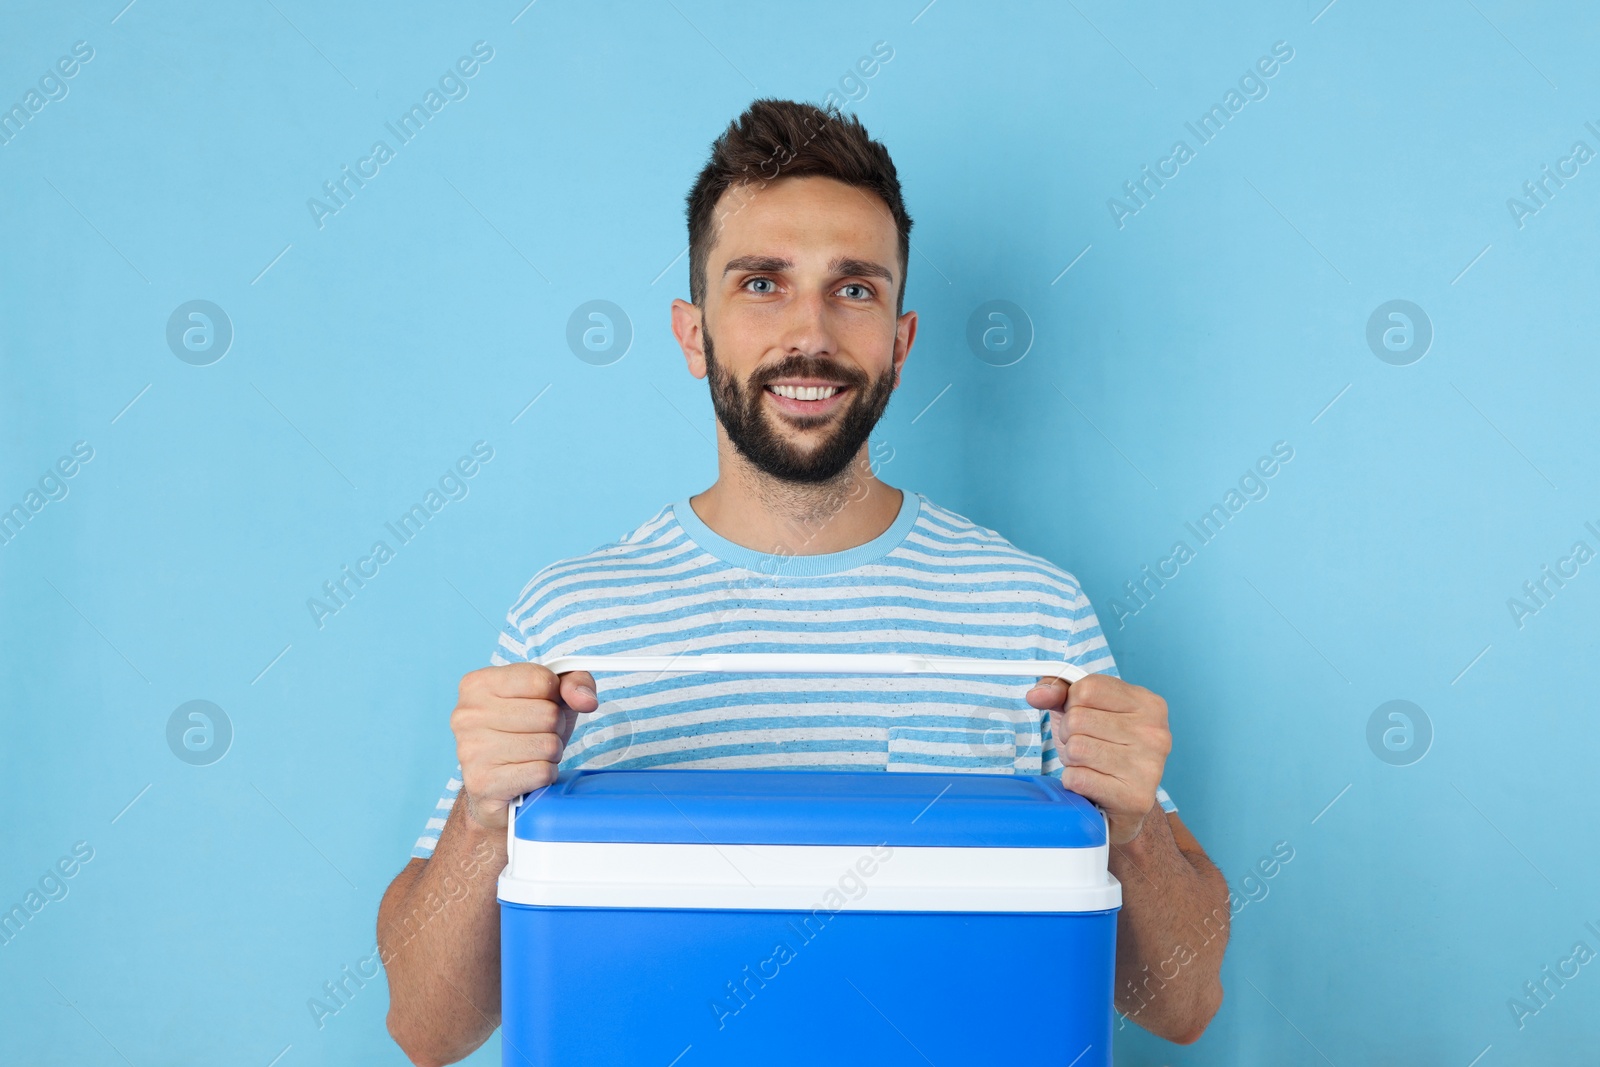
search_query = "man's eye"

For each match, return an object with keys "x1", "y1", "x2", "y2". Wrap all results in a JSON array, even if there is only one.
[
  {"x1": 746, "y1": 278, "x2": 776, "y2": 293},
  {"x1": 840, "y1": 284, "x2": 871, "y2": 299}
]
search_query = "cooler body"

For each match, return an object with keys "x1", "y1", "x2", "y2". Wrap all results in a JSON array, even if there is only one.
[
  {"x1": 501, "y1": 902, "x2": 1116, "y2": 1065},
  {"x1": 497, "y1": 768, "x2": 1122, "y2": 1066}
]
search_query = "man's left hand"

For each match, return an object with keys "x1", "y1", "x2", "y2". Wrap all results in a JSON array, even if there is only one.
[{"x1": 1026, "y1": 673, "x2": 1172, "y2": 845}]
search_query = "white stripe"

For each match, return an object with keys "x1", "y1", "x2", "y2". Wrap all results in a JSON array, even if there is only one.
[
  {"x1": 632, "y1": 750, "x2": 891, "y2": 770},
  {"x1": 886, "y1": 738, "x2": 1013, "y2": 756}
]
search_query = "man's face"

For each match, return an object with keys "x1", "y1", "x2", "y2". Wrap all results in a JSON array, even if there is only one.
[{"x1": 673, "y1": 175, "x2": 916, "y2": 484}]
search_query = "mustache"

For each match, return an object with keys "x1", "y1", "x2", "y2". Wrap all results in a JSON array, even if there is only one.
[{"x1": 748, "y1": 356, "x2": 869, "y2": 391}]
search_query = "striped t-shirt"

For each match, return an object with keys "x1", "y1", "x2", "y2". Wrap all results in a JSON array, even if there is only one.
[{"x1": 412, "y1": 491, "x2": 1174, "y2": 859}]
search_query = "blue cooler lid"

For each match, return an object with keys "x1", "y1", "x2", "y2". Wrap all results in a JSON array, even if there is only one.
[{"x1": 513, "y1": 769, "x2": 1106, "y2": 848}]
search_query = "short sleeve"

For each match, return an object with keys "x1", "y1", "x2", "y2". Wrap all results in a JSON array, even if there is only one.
[
  {"x1": 1038, "y1": 579, "x2": 1177, "y2": 815},
  {"x1": 410, "y1": 773, "x2": 461, "y2": 860},
  {"x1": 410, "y1": 589, "x2": 539, "y2": 861}
]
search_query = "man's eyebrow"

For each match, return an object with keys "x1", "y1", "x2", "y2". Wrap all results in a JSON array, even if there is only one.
[
  {"x1": 722, "y1": 254, "x2": 791, "y2": 277},
  {"x1": 720, "y1": 254, "x2": 895, "y2": 285},
  {"x1": 831, "y1": 257, "x2": 895, "y2": 285}
]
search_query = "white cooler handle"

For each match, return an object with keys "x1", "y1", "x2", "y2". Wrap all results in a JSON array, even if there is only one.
[
  {"x1": 539, "y1": 652, "x2": 1088, "y2": 683},
  {"x1": 506, "y1": 652, "x2": 1097, "y2": 854}
]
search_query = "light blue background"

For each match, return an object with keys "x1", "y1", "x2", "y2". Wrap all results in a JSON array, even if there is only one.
[{"x1": 3, "y1": 1, "x2": 1597, "y2": 1063}]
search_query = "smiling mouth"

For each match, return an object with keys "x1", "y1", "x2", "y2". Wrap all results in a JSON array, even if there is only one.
[
  {"x1": 766, "y1": 383, "x2": 845, "y2": 401},
  {"x1": 761, "y1": 382, "x2": 851, "y2": 419}
]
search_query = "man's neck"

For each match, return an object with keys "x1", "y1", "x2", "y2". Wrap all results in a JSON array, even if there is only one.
[{"x1": 687, "y1": 446, "x2": 903, "y2": 557}]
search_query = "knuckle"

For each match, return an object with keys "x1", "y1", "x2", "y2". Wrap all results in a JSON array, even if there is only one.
[
  {"x1": 531, "y1": 699, "x2": 562, "y2": 729},
  {"x1": 455, "y1": 734, "x2": 485, "y2": 768},
  {"x1": 494, "y1": 661, "x2": 550, "y2": 698},
  {"x1": 529, "y1": 663, "x2": 557, "y2": 691},
  {"x1": 458, "y1": 766, "x2": 488, "y2": 800},
  {"x1": 450, "y1": 702, "x2": 486, "y2": 738}
]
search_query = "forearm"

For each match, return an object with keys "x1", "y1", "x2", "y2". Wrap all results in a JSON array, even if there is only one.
[
  {"x1": 379, "y1": 801, "x2": 505, "y2": 1066},
  {"x1": 1108, "y1": 810, "x2": 1228, "y2": 1044}
]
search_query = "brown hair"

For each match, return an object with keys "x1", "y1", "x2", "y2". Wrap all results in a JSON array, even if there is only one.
[{"x1": 685, "y1": 98, "x2": 913, "y2": 314}]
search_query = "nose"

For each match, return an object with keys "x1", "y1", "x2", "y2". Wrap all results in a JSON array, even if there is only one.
[{"x1": 777, "y1": 287, "x2": 837, "y2": 360}]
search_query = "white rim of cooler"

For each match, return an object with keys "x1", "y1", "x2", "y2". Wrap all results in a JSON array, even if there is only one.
[{"x1": 497, "y1": 841, "x2": 1122, "y2": 913}]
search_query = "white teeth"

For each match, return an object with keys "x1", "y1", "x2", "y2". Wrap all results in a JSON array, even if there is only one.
[{"x1": 769, "y1": 384, "x2": 840, "y2": 401}]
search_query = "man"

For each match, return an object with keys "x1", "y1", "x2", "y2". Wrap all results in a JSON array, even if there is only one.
[{"x1": 380, "y1": 98, "x2": 1228, "y2": 1065}]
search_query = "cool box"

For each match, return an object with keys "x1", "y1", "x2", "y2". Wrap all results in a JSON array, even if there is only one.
[{"x1": 497, "y1": 653, "x2": 1122, "y2": 1065}]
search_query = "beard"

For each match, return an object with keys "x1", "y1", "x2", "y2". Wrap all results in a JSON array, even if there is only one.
[{"x1": 702, "y1": 327, "x2": 896, "y2": 484}]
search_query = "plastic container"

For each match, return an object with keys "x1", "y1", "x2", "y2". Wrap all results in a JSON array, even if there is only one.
[{"x1": 497, "y1": 654, "x2": 1120, "y2": 1066}]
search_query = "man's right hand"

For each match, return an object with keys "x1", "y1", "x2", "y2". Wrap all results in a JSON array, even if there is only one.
[{"x1": 450, "y1": 662, "x2": 599, "y2": 833}]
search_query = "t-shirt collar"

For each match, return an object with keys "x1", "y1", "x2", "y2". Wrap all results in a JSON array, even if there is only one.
[{"x1": 672, "y1": 489, "x2": 921, "y2": 576}]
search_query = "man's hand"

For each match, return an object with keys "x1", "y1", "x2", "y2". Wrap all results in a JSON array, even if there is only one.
[
  {"x1": 450, "y1": 663, "x2": 599, "y2": 833},
  {"x1": 1026, "y1": 673, "x2": 1171, "y2": 845}
]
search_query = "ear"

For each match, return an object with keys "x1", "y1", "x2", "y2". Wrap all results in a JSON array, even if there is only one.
[
  {"x1": 672, "y1": 298, "x2": 708, "y2": 380},
  {"x1": 891, "y1": 308, "x2": 918, "y2": 388}
]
